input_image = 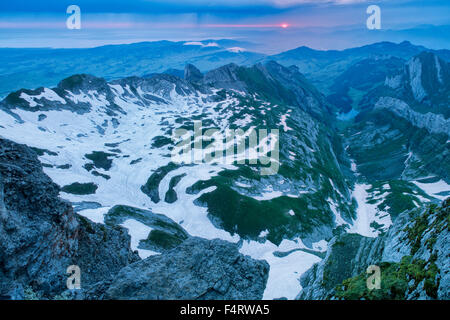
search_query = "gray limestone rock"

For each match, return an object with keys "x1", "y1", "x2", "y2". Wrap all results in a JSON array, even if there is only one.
[{"x1": 106, "y1": 237, "x2": 269, "y2": 300}]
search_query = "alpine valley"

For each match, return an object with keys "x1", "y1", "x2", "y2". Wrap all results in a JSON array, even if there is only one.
[{"x1": 0, "y1": 40, "x2": 448, "y2": 300}]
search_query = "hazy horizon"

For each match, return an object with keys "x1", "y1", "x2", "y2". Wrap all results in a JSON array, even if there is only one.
[
  {"x1": 1, "y1": 0, "x2": 449, "y2": 53},
  {"x1": 0, "y1": 36, "x2": 449, "y2": 55}
]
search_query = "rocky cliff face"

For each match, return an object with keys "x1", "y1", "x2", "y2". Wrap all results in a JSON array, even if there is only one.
[
  {"x1": 297, "y1": 198, "x2": 449, "y2": 300},
  {"x1": 0, "y1": 138, "x2": 269, "y2": 300},
  {"x1": 106, "y1": 237, "x2": 269, "y2": 300},
  {"x1": 0, "y1": 138, "x2": 78, "y2": 298},
  {"x1": 374, "y1": 97, "x2": 450, "y2": 136}
]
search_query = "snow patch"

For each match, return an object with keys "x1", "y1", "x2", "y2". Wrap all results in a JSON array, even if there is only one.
[
  {"x1": 120, "y1": 219, "x2": 159, "y2": 259},
  {"x1": 77, "y1": 206, "x2": 111, "y2": 224},
  {"x1": 184, "y1": 41, "x2": 219, "y2": 47},
  {"x1": 240, "y1": 238, "x2": 321, "y2": 300},
  {"x1": 413, "y1": 180, "x2": 450, "y2": 201},
  {"x1": 349, "y1": 184, "x2": 392, "y2": 237}
]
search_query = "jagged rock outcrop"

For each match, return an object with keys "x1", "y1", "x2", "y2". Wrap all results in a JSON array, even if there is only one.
[
  {"x1": 0, "y1": 138, "x2": 270, "y2": 300},
  {"x1": 0, "y1": 138, "x2": 138, "y2": 299},
  {"x1": 106, "y1": 237, "x2": 270, "y2": 300},
  {"x1": 0, "y1": 138, "x2": 78, "y2": 298},
  {"x1": 297, "y1": 198, "x2": 449, "y2": 300},
  {"x1": 203, "y1": 63, "x2": 248, "y2": 92},
  {"x1": 74, "y1": 216, "x2": 141, "y2": 289}
]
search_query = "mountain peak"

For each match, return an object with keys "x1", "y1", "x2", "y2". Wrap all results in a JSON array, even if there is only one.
[
  {"x1": 399, "y1": 40, "x2": 413, "y2": 46},
  {"x1": 184, "y1": 64, "x2": 203, "y2": 84},
  {"x1": 203, "y1": 63, "x2": 245, "y2": 91}
]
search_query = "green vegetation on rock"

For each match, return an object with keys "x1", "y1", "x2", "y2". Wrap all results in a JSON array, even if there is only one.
[
  {"x1": 334, "y1": 256, "x2": 439, "y2": 300},
  {"x1": 85, "y1": 151, "x2": 114, "y2": 171}
]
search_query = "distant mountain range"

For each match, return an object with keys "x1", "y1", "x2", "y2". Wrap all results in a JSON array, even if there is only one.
[
  {"x1": 0, "y1": 39, "x2": 264, "y2": 97},
  {"x1": 1, "y1": 39, "x2": 449, "y2": 98}
]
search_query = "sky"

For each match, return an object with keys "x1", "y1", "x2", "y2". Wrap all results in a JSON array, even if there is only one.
[{"x1": 0, "y1": 0, "x2": 449, "y2": 52}]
